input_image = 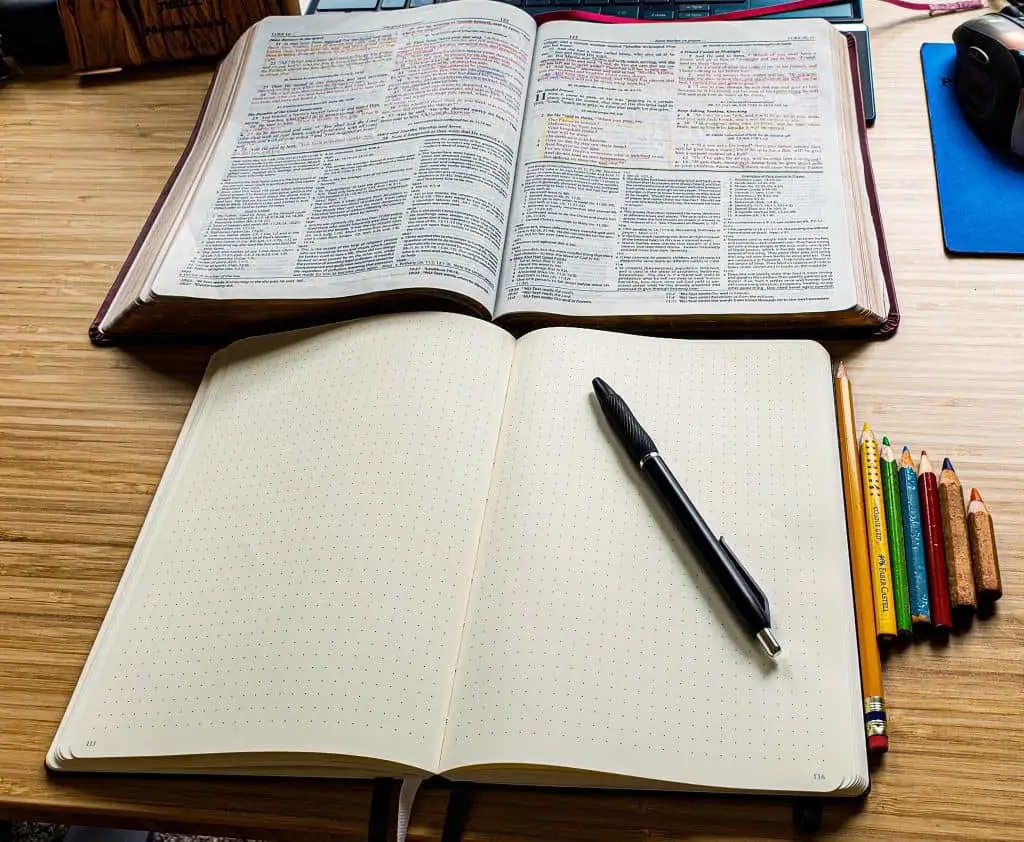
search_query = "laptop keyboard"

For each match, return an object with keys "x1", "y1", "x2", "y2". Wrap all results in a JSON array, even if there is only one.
[{"x1": 314, "y1": 0, "x2": 854, "y2": 18}]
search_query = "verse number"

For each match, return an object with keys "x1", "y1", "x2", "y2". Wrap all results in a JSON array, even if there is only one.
[
  {"x1": 85, "y1": 739, "x2": 97, "y2": 747},
  {"x1": 812, "y1": 772, "x2": 826, "y2": 781}
]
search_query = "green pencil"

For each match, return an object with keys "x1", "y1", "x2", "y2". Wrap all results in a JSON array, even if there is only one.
[{"x1": 880, "y1": 437, "x2": 913, "y2": 636}]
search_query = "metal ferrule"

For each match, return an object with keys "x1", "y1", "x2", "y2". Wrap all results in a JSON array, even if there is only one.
[
  {"x1": 864, "y1": 696, "x2": 887, "y2": 736},
  {"x1": 756, "y1": 628, "x2": 781, "y2": 657},
  {"x1": 638, "y1": 452, "x2": 660, "y2": 470}
]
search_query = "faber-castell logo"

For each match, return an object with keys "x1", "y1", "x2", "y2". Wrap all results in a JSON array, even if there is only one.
[{"x1": 877, "y1": 556, "x2": 891, "y2": 610}]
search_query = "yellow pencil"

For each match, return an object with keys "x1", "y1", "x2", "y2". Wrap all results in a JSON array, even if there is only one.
[
  {"x1": 859, "y1": 423, "x2": 897, "y2": 641},
  {"x1": 835, "y1": 364, "x2": 887, "y2": 752}
]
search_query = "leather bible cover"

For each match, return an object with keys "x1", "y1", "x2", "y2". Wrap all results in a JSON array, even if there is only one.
[
  {"x1": 90, "y1": 21, "x2": 898, "y2": 345},
  {"x1": 58, "y1": 0, "x2": 300, "y2": 72}
]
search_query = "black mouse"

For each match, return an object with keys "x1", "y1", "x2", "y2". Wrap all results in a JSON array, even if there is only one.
[{"x1": 953, "y1": 7, "x2": 1024, "y2": 155}]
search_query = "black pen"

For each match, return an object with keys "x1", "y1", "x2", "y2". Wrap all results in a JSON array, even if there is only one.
[{"x1": 592, "y1": 377, "x2": 781, "y2": 659}]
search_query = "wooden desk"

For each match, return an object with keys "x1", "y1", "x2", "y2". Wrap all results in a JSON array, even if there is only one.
[{"x1": 1, "y1": 5, "x2": 1021, "y2": 840}]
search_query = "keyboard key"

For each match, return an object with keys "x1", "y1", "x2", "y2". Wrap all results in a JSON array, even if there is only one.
[
  {"x1": 604, "y1": 4, "x2": 639, "y2": 14},
  {"x1": 380, "y1": 0, "x2": 406, "y2": 7},
  {"x1": 674, "y1": 2, "x2": 710, "y2": 9},
  {"x1": 642, "y1": 5, "x2": 675, "y2": 15},
  {"x1": 676, "y1": 8, "x2": 708, "y2": 15},
  {"x1": 316, "y1": 0, "x2": 378, "y2": 8},
  {"x1": 577, "y1": 4, "x2": 601, "y2": 9},
  {"x1": 409, "y1": 0, "x2": 434, "y2": 6}
]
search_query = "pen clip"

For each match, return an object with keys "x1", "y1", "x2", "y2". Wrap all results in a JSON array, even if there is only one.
[{"x1": 718, "y1": 538, "x2": 771, "y2": 626}]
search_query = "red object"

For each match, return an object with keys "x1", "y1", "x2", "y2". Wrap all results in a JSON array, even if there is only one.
[
  {"x1": 536, "y1": 0, "x2": 982, "y2": 25},
  {"x1": 868, "y1": 735, "x2": 889, "y2": 753},
  {"x1": 918, "y1": 466, "x2": 953, "y2": 629}
]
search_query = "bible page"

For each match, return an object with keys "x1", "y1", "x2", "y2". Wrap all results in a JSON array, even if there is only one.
[
  {"x1": 440, "y1": 329, "x2": 867, "y2": 795},
  {"x1": 495, "y1": 20, "x2": 861, "y2": 320},
  {"x1": 150, "y1": 2, "x2": 536, "y2": 313},
  {"x1": 48, "y1": 312, "x2": 515, "y2": 776}
]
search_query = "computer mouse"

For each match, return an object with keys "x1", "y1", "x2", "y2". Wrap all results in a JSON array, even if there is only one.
[{"x1": 953, "y1": 7, "x2": 1024, "y2": 156}]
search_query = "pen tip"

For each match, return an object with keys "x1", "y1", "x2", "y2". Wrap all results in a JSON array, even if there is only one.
[{"x1": 943, "y1": 457, "x2": 954, "y2": 472}]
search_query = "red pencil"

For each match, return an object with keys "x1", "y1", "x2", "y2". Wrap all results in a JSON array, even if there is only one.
[{"x1": 918, "y1": 452, "x2": 952, "y2": 630}]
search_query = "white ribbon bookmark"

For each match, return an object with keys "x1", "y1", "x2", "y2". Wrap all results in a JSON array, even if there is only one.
[{"x1": 396, "y1": 776, "x2": 425, "y2": 842}]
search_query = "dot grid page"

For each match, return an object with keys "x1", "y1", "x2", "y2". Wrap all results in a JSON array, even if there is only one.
[
  {"x1": 442, "y1": 329, "x2": 867, "y2": 794},
  {"x1": 54, "y1": 312, "x2": 515, "y2": 774}
]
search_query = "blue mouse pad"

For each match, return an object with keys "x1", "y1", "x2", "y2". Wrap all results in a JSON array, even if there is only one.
[{"x1": 921, "y1": 42, "x2": 1024, "y2": 256}]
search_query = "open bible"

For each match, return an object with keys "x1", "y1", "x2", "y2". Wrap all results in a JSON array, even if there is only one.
[
  {"x1": 91, "y1": 1, "x2": 896, "y2": 344},
  {"x1": 53, "y1": 311, "x2": 869, "y2": 799}
]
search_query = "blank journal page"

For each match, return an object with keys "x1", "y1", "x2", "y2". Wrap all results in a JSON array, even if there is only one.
[
  {"x1": 442, "y1": 329, "x2": 867, "y2": 795},
  {"x1": 49, "y1": 312, "x2": 514, "y2": 775}
]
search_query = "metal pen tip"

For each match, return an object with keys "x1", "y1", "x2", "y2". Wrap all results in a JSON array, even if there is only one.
[{"x1": 756, "y1": 628, "x2": 781, "y2": 658}]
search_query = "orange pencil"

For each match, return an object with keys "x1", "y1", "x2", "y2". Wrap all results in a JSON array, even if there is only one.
[{"x1": 834, "y1": 364, "x2": 887, "y2": 752}]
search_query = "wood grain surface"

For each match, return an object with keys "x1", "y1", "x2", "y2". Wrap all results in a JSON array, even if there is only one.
[
  {"x1": 1, "y1": 4, "x2": 1022, "y2": 840},
  {"x1": 58, "y1": 0, "x2": 300, "y2": 72}
]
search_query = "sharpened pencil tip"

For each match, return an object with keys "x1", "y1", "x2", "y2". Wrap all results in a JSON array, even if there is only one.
[
  {"x1": 919, "y1": 451, "x2": 933, "y2": 475},
  {"x1": 943, "y1": 457, "x2": 954, "y2": 472},
  {"x1": 900, "y1": 448, "x2": 915, "y2": 469},
  {"x1": 882, "y1": 435, "x2": 890, "y2": 446},
  {"x1": 970, "y1": 488, "x2": 982, "y2": 503},
  {"x1": 836, "y1": 361, "x2": 847, "y2": 378}
]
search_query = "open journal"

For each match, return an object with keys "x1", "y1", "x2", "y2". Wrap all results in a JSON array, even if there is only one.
[
  {"x1": 91, "y1": 0, "x2": 896, "y2": 345},
  {"x1": 53, "y1": 311, "x2": 869, "y2": 799}
]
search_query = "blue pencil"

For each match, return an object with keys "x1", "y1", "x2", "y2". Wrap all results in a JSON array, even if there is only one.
[{"x1": 898, "y1": 447, "x2": 931, "y2": 625}]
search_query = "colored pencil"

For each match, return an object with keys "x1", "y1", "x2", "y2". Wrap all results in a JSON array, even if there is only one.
[
  {"x1": 880, "y1": 438, "x2": 912, "y2": 636},
  {"x1": 898, "y1": 448, "x2": 931, "y2": 626},
  {"x1": 834, "y1": 364, "x2": 887, "y2": 752},
  {"x1": 918, "y1": 452, "x2": 953, "y2": 630},
  {"x1": 967, "y1": 489, "x2": 1003, "y2": 602},
  {"x1": 860, "y1": 424, "x2": 897, "y2": 641},
  {"x1": 938, "y1": 459, "x2": 977, "y2": 618}
]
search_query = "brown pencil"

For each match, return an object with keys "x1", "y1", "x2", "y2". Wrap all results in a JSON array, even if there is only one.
[
  {"x1": 967, "y1": 489, "x2": 1003, "y2": 602},
  {"x1": 938, "y1": 459, "x2": 976, "y2": 619}
]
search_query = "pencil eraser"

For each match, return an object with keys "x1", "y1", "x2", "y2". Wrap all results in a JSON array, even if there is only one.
[{"x1": 867, "y1": 735, "x2": 889, "y2": 753}]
